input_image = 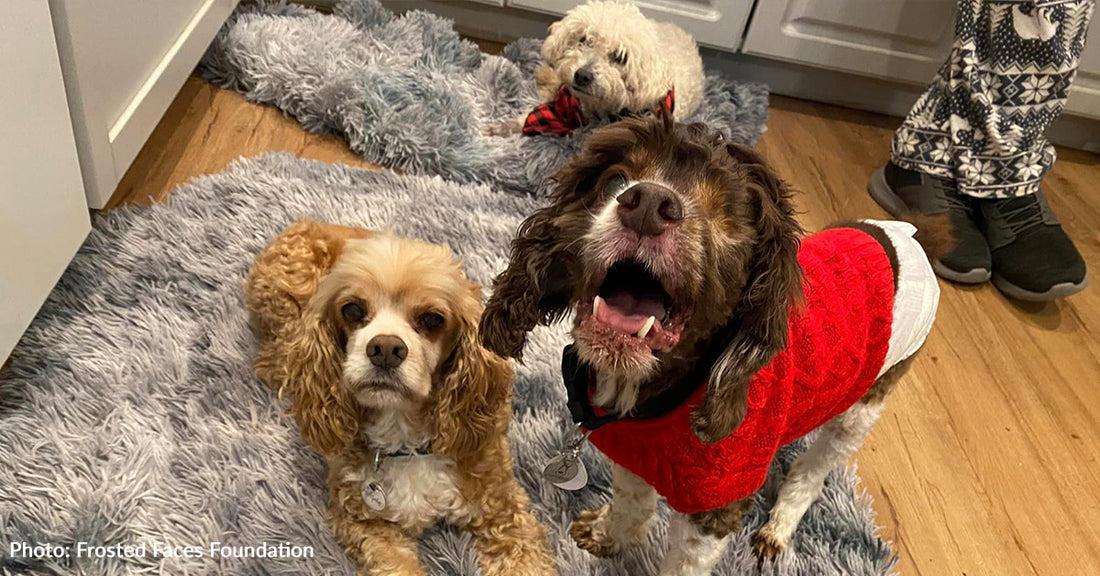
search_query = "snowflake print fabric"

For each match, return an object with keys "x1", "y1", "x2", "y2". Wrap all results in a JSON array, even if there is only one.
[{"x1": 891, "y1": 0, "x2": 1095, "y2": 198}]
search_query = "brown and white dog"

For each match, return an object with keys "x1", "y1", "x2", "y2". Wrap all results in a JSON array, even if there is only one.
[
  {"x1": 246, "y1": 221, "x2": 556, "y2": 576},
  {"x1": 479, "y1": 117, "x2": 939, "y2": 575}
]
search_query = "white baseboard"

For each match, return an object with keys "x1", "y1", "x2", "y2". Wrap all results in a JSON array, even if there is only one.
[{"x1": 702, "y1": 49, "x2": 1100, "y2": 154}]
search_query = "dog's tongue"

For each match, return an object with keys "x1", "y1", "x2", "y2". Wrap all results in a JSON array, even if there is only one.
[{"x1": 596, "y1": 292, "x2": 666, "y2": 336}]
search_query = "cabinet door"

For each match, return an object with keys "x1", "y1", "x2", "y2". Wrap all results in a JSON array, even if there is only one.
[
  {"x1": 1, "y1": 0, "x2": 91, "y2": 363},
  {"x1": 509, "y1": 0, "x2": 756, "y2": 50},
  {"x1": 49, "y1": 0, "x2": 239, "y2": 208},
  {"x1": 1066, "y1": 23, "x2": 1100, "y2": 120},
  {"x1": 742, "y1": 0, "x2": 957, "y2": 84}
]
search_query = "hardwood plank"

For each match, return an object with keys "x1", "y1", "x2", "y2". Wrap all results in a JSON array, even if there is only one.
[
  {"x1": 107, "y1": 77, "x2": 375, "y2": 210},
  {"x1": 104, "y1": 73, "x2": 1100, "y2": 576},
  {"x1": 757, "y1": 95, "x2": 1100, "y2": 576}
]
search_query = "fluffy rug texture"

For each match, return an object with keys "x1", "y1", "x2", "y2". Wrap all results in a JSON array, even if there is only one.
[
  {"x1": 0, "y1": 155, "x2": 895, "y2": 575},
  {"x1": 199, "y1": 0, "x2": 769, "y2": 196}
]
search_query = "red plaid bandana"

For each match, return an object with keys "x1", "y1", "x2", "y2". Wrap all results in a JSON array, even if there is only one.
[{"x1": 523, "y1": 85, "x2": 675, "y2": 136}]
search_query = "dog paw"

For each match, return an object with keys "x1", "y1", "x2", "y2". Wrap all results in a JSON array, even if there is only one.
[
  {"x1": 752, "y1": 526, "x2": 788, "y2": 563},
  {"x1": 569, "y1": 505, "x2": 619, "y2": 558}
]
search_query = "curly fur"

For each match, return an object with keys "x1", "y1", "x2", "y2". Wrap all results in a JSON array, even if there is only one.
[
  {"x1": 538, "y1": 0, "x2": 704, "y2": 120},
  {"x1": 0, "y1": 152, "x2": 897, "y2": 576},
  {"x1": 247, "y1": 220, "x2": 554, "y2": 576},
  {"x1": 199, "y1": 0, "x2": 768, "y2": 195},
  {"x1": 480, "y1": 119, "x2": 921, "y2": 575},
  {"x1": 696, "y1": 142, "x2": 804, "y2": 443},
  {"x1": 481, "y1": 116, "x2": 802, "y2": 438}
]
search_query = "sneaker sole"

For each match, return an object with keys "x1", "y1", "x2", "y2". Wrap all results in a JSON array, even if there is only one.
[
  {"x1": 992, "y1": 270, "x2": 1090, "y2": 301},
  {"x1": 867, "y1": 168, "x2": 908, "y2": 218},
  {"x1": 867, "y1": 168, "x2": 992, "y2": 285},
  {"x1": 932, "y1": 260, "x2": 993, "y2": 284}
]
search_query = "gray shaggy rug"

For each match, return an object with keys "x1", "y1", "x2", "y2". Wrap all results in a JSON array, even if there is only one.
[
  {"x1": 199, "y1": 0, "x2": 769, "y2": 196},
  {"x1": 0, "y1": 154, "x2": 895, "y2": 576}
]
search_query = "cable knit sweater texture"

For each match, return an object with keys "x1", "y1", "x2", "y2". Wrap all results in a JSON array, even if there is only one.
[{"x1": 588, "y1": 228, "x2": 896, "y2": 513}]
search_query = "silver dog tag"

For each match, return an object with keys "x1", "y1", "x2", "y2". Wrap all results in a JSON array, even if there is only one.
[
  {"x1": 543, "y1": 453, "x2": 588, "y2": 490},
  {"x1": 362, "y1": 482, "x2": 387, "y2": 512},
  {"x1": 543, "y1": 428, "x2": 591, "y2": 490}
]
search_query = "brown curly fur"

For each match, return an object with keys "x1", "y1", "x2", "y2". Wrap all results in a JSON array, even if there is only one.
[
  {"x1": 480, "y1": 116, "x2": 803, "y2": 444},
  {"x1": 478, "y1": 117, "x2": 810, "y2": 559},
  {"x1": 247, "y1": 220, "x2": 555, "y2": 576},
  {"x1": 480, "y1": 118, "x2": 924, "y2": 565}
]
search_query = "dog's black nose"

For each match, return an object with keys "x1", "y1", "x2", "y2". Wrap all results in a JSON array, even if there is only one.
[
  {"x1": 573, "y1": 68, "x2": 594, "y2": 88},
  {"x1": 367, "y1": 335, "x2": 408, "y2": 369},
  {"x1": 616, "y1": 183, "x2": 683, "y2": 237}
]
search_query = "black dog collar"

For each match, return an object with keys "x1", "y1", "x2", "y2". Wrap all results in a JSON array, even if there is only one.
[
  {"x1": 561, "y1": 344, "x2": 622, "y2": 432},
  {"x1": 561, "y1": 322, "x2": 734, "y2": 431},
  {"x1": 370, "y1": 443, "x2": 433, "y2": 470}
]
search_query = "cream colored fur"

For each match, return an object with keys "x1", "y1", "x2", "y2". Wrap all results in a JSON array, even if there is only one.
[
  {"x1": 756, "y1": 401, "x2": 886, "y2": 554},
  {"x1": 660, "y1": 512, "x2": 731, "y2": 576},
  {"x1": 340, "y1": 449, "x2": 467, "y2": 533},
  {"x1": 247, "y1": 221, "x2": 556, "y2": 576},
  {"x1": 573, "y1": 464, "x2": 730, "y2": 576},
  {"x1": 539, "y1": 1, "x2": 704, "y2": 120}
]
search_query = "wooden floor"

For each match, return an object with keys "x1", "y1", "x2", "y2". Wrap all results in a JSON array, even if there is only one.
[{"x1": 109, "y1": 71, "x2": 1100, "y2": 576}]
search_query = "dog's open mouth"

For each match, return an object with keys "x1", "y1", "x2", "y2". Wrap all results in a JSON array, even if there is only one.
[{"x1": 579, "y1": 260, "x2": 684, "y2": 353}]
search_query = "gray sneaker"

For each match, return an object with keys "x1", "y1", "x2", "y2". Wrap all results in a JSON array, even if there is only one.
[
  {"x1": 868, "y1": 162, "x2": 991, "y2": 283},
  {"x1": 978, "y1": 191, "x2": 1088, "y2": 301}
]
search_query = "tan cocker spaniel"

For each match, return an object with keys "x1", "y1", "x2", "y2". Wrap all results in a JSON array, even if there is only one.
[{"x1": 246, "y1": 220, "x2": 555, "y2": 576}]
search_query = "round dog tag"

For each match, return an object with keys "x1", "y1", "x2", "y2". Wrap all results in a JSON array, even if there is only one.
[
  {"x1": 362, "y1": 482, "x2": 387, "y2": 512},
  {"x1": 543, "y1": 454, "x2": 588, "y2": 491}
]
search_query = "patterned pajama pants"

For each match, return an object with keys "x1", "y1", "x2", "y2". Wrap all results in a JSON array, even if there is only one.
[{"x1": 891, "y1": 0, "x2": 1095, "y2": 198}]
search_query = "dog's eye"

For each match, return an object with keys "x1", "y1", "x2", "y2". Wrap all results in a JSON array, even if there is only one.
[
  {"x1": 578, "y1": 35, "x2": 587, "y2": 46},
  {"x1": 611, "y1": 50, "x2": 628, "y2": 66},
  {"x1": 341, "y1": 302, "x2": 366, "y2": 324},
  {"x1": 605, "y1": 175, "x2": 629, "y2": 196},
  {"x1": 417, "y1": 312, "x2": 445, "y2": 332}
]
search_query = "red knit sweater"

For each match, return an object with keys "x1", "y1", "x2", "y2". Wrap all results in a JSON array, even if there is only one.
[{"x1": 587, "y1": 228, "x2": 895, "y2": 514}]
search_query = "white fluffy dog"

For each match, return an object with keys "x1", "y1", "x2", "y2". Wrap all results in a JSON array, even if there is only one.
[{"x1": 536, "y1": 1, "x2": 704, "y2": 121}]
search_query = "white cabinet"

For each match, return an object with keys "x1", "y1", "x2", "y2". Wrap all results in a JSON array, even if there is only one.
[
  {"x1": 1, "y1": 0, "x2": 90, "y2": 363},
  {"x1": 49, "y1": 0, "x2": 239, "y2": 208},
  {"x1": 742, "y1": 0, "x2": 1100, "y2": 120},
  {"x1": 742, "y1": 0, "x2": 957, "y2": 85},
  {"x1": 510, "y1": 0, "x2": 756, "y2": 50},
  {"x1": 1067, "y1": 25, "x2": 1100, "y2": 120}
]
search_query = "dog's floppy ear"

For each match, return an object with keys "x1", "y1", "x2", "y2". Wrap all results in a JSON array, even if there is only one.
[
  {"x1": 276, "y1": 295, "x2": 361, "y2": 456},
  {"x1": 480, "y1": 121, "x2": 644, "y2": 358},
  {"x1": 250, "y1": 220, "x2": 372, "y2": 456},
  {"x1": 691, "y1": 142, "x2": 803, "y2": 444},
  {"x1": 535, "y1": 21, "x2": 566, "y2": 103},
  {"x1": 479, "y1": 201, "x2": 577, "y2": 359},
  {"x1": 540, "y1": 20, "x2": 568, "y2": 70},
  {"x1": 479, "y1": 129, "x2": 623, "y2": 358},
  {"x1": 435, "y1": 283, "x2": 511, "y2": 469}
]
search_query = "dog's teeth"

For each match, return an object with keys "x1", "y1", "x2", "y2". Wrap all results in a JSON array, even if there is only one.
[
  {"x1": 637, "y1": 316, "x2": 656, "y2": 339},
  {"x1": 593, "y1": 296, "x2": 602, "y2": 317}
]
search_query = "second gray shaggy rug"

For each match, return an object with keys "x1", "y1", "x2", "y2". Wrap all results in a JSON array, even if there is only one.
[
  {"x1": 0, "y1": 155, "x2": 895, "y2": 576},
  {"x1": 199, "y1": 0, "x2": 769, "y2": 196}
]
